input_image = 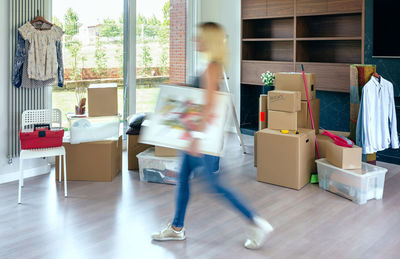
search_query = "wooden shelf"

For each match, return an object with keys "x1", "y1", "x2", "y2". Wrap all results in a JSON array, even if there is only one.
[
  {"x1": 296, "y1": 13, "x2": 362, "y2": 38},
  {"x1": 242, "y1": 41, "x2": 294, "y2": 62},
  {"x1": 240, "y1": 0, "x2": 364, "y2": 130},
  {"x1": 242, "y1": 15, "x2": 294, "y2": 20},
  {"x1": 296, "y1": 37, "x2": 361, "y2": 41},
  {"x1": 243, "y1": 38, "x2": 294, "y2": 42},
  {"x1": 296, "y1": 10, "x2": 362, "y2": 17},
  {"x1": 296, "y1": 40, "x2": 361, "y2": 63},
  {"x1": 242, "y1": 18, "x2": 294, "y2": 39}
]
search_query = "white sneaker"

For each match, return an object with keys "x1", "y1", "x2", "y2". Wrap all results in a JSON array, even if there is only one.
[
  {"x1": 244, "y1": 217, "x2": 273, "y2": 249},
  {"x1": 151, "y1": 223, "x2": 186, "y2": 241}
]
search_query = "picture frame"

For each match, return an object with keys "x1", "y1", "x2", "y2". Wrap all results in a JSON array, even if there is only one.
[{"x1": 139, "y1": 84, "x2": 231, "y2": 156}]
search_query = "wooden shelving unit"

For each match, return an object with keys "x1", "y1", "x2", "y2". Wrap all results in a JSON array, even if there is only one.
[{"x1": 240, "y1": 0, "x2": 364, "y2": 134}]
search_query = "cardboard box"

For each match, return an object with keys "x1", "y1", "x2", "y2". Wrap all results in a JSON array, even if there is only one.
[
  {"x1": 259, "y1": 95, "x2": 268, "y2": 130},
  {"x1": 275, "y1": 72, "x2": 316, "y2": 101},
  {"x1": 316, "y1": 134, "x2": 333, "y2": 158},
  {"x1": 268, "y1": 90, "x2": 301, "y2": 112},
  {"x1": 257, "y1": 128, "x2": 315, "y2": 190},
  {"x1": 155, "y1": 146, "x2": 178, "y2": 157},
  {"x1": 254, "y1": 131, "x2": 258, "y2": 167},
  {"x1": 297, "y1": 99, "x2": 320, "y2": 134},
  {"x1": 317, "y1": 131, "x2": 352, "y2": 158},
  {"x1": 128, "y1": 135, "x2": 153, "y2": 170},
  {"x1": 88, "y1": 83, "x2": 118, "y2": 117},
  {"x1": 326, "y1": 142, "x2": 362, "y2": 169},
  {"x1": 56, "y1": 136, "x2": 122, "y2": 182},
  {"x1": 268, "y1": 110, "x2": 297, "y2": 131}
]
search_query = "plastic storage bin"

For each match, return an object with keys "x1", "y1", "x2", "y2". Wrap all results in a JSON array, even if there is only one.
[
  {"x1": 68, "y1": 115, "x2": 120, "y2": 144},
  {"x1": 316, "y1": 158, "x2": 387, "y2": 205},
  {"x1": 137, "y1": 148, "x2": 180, "y2": 185}
]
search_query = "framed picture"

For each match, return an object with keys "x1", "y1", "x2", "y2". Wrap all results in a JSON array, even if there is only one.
[{"x1": 139, "y1": 84, "x2": 231, "y2": 156}]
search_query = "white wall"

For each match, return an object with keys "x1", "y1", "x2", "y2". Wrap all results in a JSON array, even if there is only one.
[
  {"x1": 199, "y1": 0, "x2": 241, "y2": 126},
  {"x1": 0, "y1": 0, "x2": 50, "y2": 184}
]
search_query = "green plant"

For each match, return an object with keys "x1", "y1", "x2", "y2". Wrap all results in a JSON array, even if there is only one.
[
  {"x1": 94, "y1": 37, "x2": 108, "y2": 78},
  {"x1": 141, "y1": 45, "x2": 153, "y2": 75},
  {"x1": 261, "y1": 71, "x2": 275, "y2": 86}
]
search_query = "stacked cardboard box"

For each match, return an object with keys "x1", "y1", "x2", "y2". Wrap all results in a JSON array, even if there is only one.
[
  {"x1": 275, "y1": 72, "x2": 320, "y2": 134},
  {"x1": 255, "y1": 73, "x2": 321, "y2": 190},
  {"x1": 267, "y1": 90, "x2": 300, "y2": 131},
  {"x1": 57, "y1": 83, "x2": 122, "y2": 182}
]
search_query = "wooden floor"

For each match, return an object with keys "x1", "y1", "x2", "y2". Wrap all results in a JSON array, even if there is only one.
[{"x1": 1, "y1": 133, "x2": 400, "y2": 259}]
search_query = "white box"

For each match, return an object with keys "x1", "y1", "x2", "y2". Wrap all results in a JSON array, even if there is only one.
[
  {"x1": 316, "y1": 158, "x2": 387, "y2": 205},
  {"x1": 137, "y1": 148, "x2": 180, "y2": 185},
  {"x1": 68, "y1": 115, "x2": 120, "y2": 144}
]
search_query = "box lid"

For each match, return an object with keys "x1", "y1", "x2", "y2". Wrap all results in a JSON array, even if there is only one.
[{"x1": 88, "y1": 83, "x2": 118, "y2": 89}]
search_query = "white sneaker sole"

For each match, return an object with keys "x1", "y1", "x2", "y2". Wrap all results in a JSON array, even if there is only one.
[{"x1": 152, "y1": 236, "x2": 186, "y2": 241}]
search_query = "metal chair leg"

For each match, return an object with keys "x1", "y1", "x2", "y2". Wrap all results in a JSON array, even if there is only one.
[
  {"x1": 59, "y1": 155, "x2": 62, "y2": 183},
  {"x1": 18, "y1": 158, "x2": 23, "y2": 204},
  {"x1": 63, "y1": 154, "x2": 67, "y2": 197}
]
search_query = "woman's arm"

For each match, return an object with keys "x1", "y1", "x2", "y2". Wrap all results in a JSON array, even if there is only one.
[
  {"x1": 197, "y1": 62, "x2": 221, "y2": 132},
  {"x1": 187, "y1": 62, "x2": 221, "y2": 156}
]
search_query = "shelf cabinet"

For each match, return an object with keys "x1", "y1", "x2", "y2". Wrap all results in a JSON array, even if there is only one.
[
  {"x1": 243, "y1": 18, "x2": 294, "y2": 38},
  {"x1": 296, "y1": 0, "x2": 328, "y2": 15},
  {"x1": 295, "y1": 63, "x2": 351, "y2": 92},
  {"x1": 242, "y1": 41, "x2": 294, "y2": 62},
  {"x1": 240, "y1": 0, "x2": 364, "y2": 133},
  {"x1": 241, "y1": 61, "x2": 294, "y2": 85},
  {"x1": 327, "y1": 0, "x2": 362, "y2": 13},
  {"x1": 296, "y1": 40, "x2": 361, "y2": 63},
  {"x1": 242, "y1": 0, "x2": 267, "y2": 19},
  {"x1": 242, "y1": 0, "x2": 294, "y2": 19},
  {"x1": 296, "y1": 0, "x2": 362, "y2": 15},
  {"x1": 296, "y1": 13, "x2": 361, "y2": 38}
]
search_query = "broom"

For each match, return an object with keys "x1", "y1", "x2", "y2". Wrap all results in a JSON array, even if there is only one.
[{"x1": 301, "y1": 64, "x2": 320, "y2": 184}]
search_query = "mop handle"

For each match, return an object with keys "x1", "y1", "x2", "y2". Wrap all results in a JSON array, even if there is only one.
[{"x1": 301, "y1": 64, "x2": 321, "y2": 159}]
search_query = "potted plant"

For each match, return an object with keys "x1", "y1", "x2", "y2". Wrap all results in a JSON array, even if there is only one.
[{"x1": 261, "y1": 71, "x2": 275, "y2": 94}]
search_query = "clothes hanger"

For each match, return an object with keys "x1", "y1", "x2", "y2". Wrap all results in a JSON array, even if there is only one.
[
  {"x1": 30, "y1": 9, "x2": 53, "y2": 27},
  {"x1": 372, "y1": 72, "x2": 381, "y2": 79}
]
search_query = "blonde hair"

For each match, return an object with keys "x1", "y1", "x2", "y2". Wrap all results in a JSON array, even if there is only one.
[{"x1": 198, "y1": 22, "x2": 228, "y2": 67}]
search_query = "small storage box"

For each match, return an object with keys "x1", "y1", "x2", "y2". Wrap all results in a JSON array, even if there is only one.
[
  {"x1": 137, "y1": 148, "x2": 180, "y2": 185},
  {"x1": 316, "y1": 158, "x2": 387, "y2": 205},
  {"x1": 20, "y1": 126, "x2": 64, "y2": 150},
  {"x1": 68, "y1": 115, "x2": 120, "y2": 144}
]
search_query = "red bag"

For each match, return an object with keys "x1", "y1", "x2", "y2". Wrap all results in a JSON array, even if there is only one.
[{"x1": 19, "y1": 124, "x2": 64, "y2": 150}]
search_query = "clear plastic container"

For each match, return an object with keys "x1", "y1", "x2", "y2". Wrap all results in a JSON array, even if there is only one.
[
  {"x1": 68, "y1": 115, "x2": 120, "y2": 144},
  {"x1": 316, "y1": 158, "x2": 387, "y2": 205},
  {"x1": 137, "y1": 148, "x2": 180, "y2": 185}
]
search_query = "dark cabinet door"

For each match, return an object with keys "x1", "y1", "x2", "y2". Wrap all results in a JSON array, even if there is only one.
[
  {"x1": 327, "y1": 0, "x2": 362, "y2": 13},
  {"x1": 242, "y1": 0, "x2": 267, "y2": 19},
  {"x1": 266, "y1": 0, "x2": 294, "y2": 17},
  {"x1": 296, "y1": 0, "x2": 328, "y2": 15}
]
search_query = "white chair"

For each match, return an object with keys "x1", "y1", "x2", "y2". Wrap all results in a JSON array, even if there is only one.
[{"x1": 18, "y1": 109, "x2": 67, "y2": 204}]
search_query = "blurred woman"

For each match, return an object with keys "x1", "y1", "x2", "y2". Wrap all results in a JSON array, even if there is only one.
[{"x1": 151, "y1": 22, "x2": 273, "y2": 250}]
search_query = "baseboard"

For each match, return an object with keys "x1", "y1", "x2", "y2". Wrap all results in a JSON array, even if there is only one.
[{"x1": 0, "y1": 164, "x2": 51, "y2": 184}]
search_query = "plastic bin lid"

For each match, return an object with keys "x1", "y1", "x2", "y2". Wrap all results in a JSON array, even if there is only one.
[{"x1": 316, "y1": 158, "x2": 387, "y2": 177}]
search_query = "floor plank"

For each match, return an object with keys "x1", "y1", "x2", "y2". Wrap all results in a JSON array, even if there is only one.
[{"x1": 0, "y1": 133, "x2": 399, "y2": 259}]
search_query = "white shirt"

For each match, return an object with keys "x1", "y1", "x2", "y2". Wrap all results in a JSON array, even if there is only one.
[
  {"x1": 356, "y1": 77, "x2": 399, "y2": 154},
  {"x1": 18, "y1": 22, "x2": 63, "y2": 81}
]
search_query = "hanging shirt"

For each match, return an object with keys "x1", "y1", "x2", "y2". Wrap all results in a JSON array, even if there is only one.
[
  {"x1": 13, "y1": 31, "x2": 64, "y2": 88},
  {"x1": 356, "y1": 76, "x2": 399, "y2": 154},
  {"x1": 18, "y1": 22, "x2": 63, "y2": 81}
]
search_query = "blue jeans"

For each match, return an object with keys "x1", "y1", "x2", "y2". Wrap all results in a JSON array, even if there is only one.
[{"x1": 172, "y1": 152, "x2": 255, "y2": 228}]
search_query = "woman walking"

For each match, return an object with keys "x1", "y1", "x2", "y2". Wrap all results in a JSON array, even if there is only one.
[{"x1": 151, "y1": 22, "x2": 273, "y2": 250}]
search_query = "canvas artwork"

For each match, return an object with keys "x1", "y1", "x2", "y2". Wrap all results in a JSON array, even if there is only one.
[{"x1": 139, "y1": 84, "x2": 231, "y2": 156}]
